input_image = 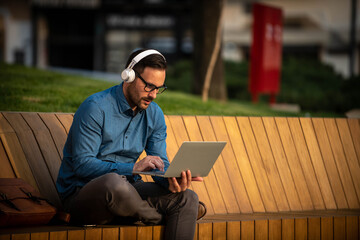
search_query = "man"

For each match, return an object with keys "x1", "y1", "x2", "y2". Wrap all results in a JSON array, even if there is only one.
[{"x1": 56, "y1": 49, "x2": 204, "y2": 239}]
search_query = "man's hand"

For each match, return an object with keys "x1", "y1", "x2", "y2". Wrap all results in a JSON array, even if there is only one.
[
  {"x1": 133, "y1": 156, "x2": 164, "y2": 173},
  {"x1": 168, "y1": 170, "x2": 203, "y2": 193}
]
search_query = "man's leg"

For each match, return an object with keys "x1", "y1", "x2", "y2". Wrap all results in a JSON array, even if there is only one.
[
  {"x1": 65, "y1": 173, "x2": 163, "y2": 225},
  {"x1": 133, "y1": 181, "x2": 199, "y2": 240}
]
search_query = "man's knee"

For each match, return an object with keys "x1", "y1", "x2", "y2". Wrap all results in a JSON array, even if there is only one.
[
  {"x1": 178, "y1": 189, "x2": 199, "y2": 214},
  {"x1": 183, "y1": 189, "x2": 199, "y2": 205},
  {"x1": 100, "y1": 173, "x2": 133, "y2": 198}
]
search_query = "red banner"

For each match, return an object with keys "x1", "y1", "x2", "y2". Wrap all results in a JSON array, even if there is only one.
[{"x1": 249, "y1": 3, "x2": 283, "y2": 103}]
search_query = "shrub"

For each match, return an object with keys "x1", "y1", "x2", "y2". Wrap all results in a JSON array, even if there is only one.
[{"x1": 157, "y1": 57, "x2": 360, "y2": 113}]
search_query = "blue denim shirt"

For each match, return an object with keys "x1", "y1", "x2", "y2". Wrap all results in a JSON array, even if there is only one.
[{"x1": 56, "y1": 83, "x2": 169, "y2": 200}]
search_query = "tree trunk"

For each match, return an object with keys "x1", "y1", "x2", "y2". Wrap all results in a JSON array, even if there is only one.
[{"x1": 192, "y1": 0, "x2": 227, "y2": 102}]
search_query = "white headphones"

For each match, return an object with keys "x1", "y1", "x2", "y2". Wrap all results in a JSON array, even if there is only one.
[{"x1": 121, "y1": 49, "x2": 166, "y2": 83}]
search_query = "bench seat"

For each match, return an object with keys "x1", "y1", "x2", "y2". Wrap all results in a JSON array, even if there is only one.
[{"x1": 0, "y1": 112, "x2": 359, "y2": 239}]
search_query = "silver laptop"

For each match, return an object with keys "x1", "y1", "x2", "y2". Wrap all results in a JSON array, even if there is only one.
[{"x1": 133, "y1": 141, "x2": 227, "y2": 178}]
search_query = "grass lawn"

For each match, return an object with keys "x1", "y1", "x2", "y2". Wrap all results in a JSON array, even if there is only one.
[{"x1": 0, "y1": 63, "x2": 342, "y2": 117}]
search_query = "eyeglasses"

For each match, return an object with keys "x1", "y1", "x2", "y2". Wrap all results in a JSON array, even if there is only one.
[{"x1": 135, "y1": 71, "x2": 167, "y2": 94}]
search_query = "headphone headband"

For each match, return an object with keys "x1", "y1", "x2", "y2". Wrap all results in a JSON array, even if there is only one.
[
  {"x1": 127, "y1": 49, "x2": 166, "y2": 69},
  {"x1": 122, "y1": 49, "x2": 166, "y2": 83}
]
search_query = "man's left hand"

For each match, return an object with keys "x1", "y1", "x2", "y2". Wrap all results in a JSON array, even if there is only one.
[{"x1": 168, "y1": 170, "x2": 203, "y2": 193}]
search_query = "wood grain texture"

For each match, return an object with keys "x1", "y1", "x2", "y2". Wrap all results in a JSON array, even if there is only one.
[
  {"x1": 324, "y1": 118, "x2": 359, "y2": 208},
  {"x1": 183, "y1": 116, "x2": 227, "y2": 214},
  {"x1": 253, "y1": 117, "x2": 293, "y2": 212},
  {"x1": 300, "y1": 118, "x2": 337, "y2": 209},
  {"x1": 197, "y1": 116, "x2": 240, "y2": 214},
  {"x1": 210, "y1": 116, "x2": 253, "y2": 213},
  {"x1": 237, "y1": 117, "x2": 277, "y2": 212},
  {"x1": 287, "y1": 118, "x2": 325, "y2": 210},
  {"x1": 223, "y1": 116, "x2": 265, "y2": 213},
  {"x1": 275, "y1": 117, "x2": 314, "y2": 210},
  {"x1": 167, "y1": 115, "x2": 214, "y2": 215}
]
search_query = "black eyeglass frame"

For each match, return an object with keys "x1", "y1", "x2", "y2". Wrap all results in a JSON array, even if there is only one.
[{"x1": 134, "y1": 71, "x2": 167, "y2": 94}]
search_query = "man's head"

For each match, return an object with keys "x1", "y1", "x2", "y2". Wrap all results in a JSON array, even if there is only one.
[{"x1": 122, "y1": 49, "x2": 167, "y2": 112}]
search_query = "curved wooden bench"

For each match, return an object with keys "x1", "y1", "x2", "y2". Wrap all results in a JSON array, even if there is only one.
[{"x1": 0, "y1": 112, "x2": 359, "y2": 239}]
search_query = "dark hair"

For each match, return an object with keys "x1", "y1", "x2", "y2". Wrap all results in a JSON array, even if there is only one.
[{"x1": 125, "y1": 49, "x2": 167, "y2": 74}]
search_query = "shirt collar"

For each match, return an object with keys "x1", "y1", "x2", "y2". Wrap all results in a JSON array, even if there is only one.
[{"x1": 117, "y1": 82, "x2": 144, "y2": 116}]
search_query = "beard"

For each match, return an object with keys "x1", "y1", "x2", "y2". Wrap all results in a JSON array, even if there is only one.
[
  {"x1": 138, "y1": 97, "x2": 153, "y2": 110},
  {"x1": 124, "y1": 82, "x2": 154, "y2": 112}
]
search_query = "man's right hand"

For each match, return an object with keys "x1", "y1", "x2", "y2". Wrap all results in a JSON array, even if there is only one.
[{"x1": 133, "y1": 155, "x2": 164, "y2": 173}]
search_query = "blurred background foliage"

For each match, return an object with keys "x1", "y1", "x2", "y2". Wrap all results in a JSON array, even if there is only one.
[
  {"x1": 166, "y1": 57, "x2": 360, "y2": 113},
  {"x1": 1, "y1": 58, "x2": 358, "y2": 115}
]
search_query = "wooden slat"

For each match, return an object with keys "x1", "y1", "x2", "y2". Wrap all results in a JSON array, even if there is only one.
[
  {"x1": 241, "y1": 221, "x2": 254, "y2": 240},
  {"x1": 3, "y1": 112, "x2": 61, "y2": 207},
  {"x1": 0, "y1": 139, "x2": 16, "y2": 178},
  {"x1": 182, "y1": 116, "x2": 226, "y2": 214},
  {"x1": 324, "y1": 118, "x2": 359, "y2": 208},
  {"x1": 0, "y1": 234, "x2": 10, "y2": 240},
  {"x1": 336, "y1": 119, "x2": 360, "y2": 203},
  {"x1": 275, "y1": 117, "x2": 314, "y2": 210},
  {"x1": 0, "y1": 113, "x2": 14, "y2": 134},
  {"x1": 252, "y1": 117, "x2": 292, "y2": 212},
  {"x1": 167, "y1": 116, "x2": 215, "y2": 215},
  {"x1": 119, "y1": 226, "x2": 137, "y2": 239},
  {"x1": 85, "y1": 228, "x2": 102, "y2": 240},
  {"x1": 67, "y1": 230, "x2": 84, "y2": 240},
  {"x1": 22, "y1": 113, "x2": 62, "y2": 181},
  {"x1": 312, "y1": 118, "x2": 348, "y2": 209},
  {"x1": 197, "y1": 116, "x2": 240, "y2": 214},
  {"x1": 227, "y1": 221, "x2": 240, "y2": 240},
  {"x1": 295, "y1": 218, "x2": 307, "y2": 240},
  {"x1": 164, "y1": 116, "x2": 180, "y2": 163},
  {"x1": 348, "y1": 119, "x2": 360, "y2": 165},
  {"x1": 49, "y1": 231, "x2": 67, "y2": 240},
  {"x1": 308, "y1": 217, "x2": 320, "y2": 240},
  {"x1": 237, "y1": 117, "x2": 277, "y2": 212},
  {"x1": 223, "y1": 117, "x2": 265, "y2": 213},
  {"x1": 269, "y1": 219, "x2": 281, "y2": 240},
  {"x1": 30, "y1": 232, "x2": 49, "y2": 240},
  {"x1": 334, "y1": 216, "x2": 346, "y2": 240},
  {"x1": 39, "y1": 113, "x2": 68, "y2": 159},
  {"x1": 137, "y1": 226, "x2": 152, "y2": 240},
  {"x1": 152, "y1": 226, "x2": 164, "y2": 240},
  {"x1": 210, "y1": 116, "x2": 253, "y2": 213},
  {"x1": 102, "y1": 227, "x2": 119, "y2": 240},
  {"x1": 346, "y1": 216, "x2": 359, "y2": 240},
  {"x1": 321, "y1": 217, "x2": 333, "y2": 240},
  {"x1": 56, "y1": 114, "x2": 74, "y2": 134},
  {"x1": 255, "y1": 219, "x2": 268, "y2": 240},
  {"x1": 300, "y1": 118, "x2": 337, "y2": 209},
  {"x1": 212, "y1": 222, "x2": 226, "y2": 240},
  {"x1": 12, "y1": 233, "x2": 30, "y2": 240},
  {"x1": 0, "y1": 132, "x2": 38, "y2": 190},
  {"x1": 282, "y1": 219, "x2": 294, "y2": 240},
  {"x1": 198, "y1": 222, "x2": 212, "y2": 240},
  {"x1": 287, "y1": 118, "x2": 325, "y2": 210},
  {"x1": 183, "y1": 116, "x2": 227, "y2": 214}
]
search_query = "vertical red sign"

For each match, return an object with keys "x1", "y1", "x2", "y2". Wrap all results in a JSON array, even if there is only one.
[{"x1": 249, "y1": 3, "x2": 283, "y2": 103}]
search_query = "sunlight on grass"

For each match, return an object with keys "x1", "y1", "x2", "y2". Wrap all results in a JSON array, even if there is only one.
[{"x1": 0, "y1": 63, "x2": 341, "y2": 117}]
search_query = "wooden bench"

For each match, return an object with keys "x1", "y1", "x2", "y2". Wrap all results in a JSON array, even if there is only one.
[{"x1": 0, "y1": 111, "x2": 359, "y2": 239}]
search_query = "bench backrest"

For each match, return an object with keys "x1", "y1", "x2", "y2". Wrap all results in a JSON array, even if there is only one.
[{"x1": 0, "y1": 112, "x2": 359, "y2": 214}]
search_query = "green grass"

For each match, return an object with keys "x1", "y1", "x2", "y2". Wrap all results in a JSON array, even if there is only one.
[{"x1": 0, "y1": 63, "x2": 342, "y2": 117}]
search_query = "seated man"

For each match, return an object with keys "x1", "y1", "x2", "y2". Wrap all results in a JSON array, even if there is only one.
[{"x1": 56, "y1": 49, "x2": 204, "y2": 240}]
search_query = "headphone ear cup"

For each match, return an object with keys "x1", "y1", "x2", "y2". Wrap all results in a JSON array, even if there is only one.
[{"x1": 121, "y1": 68, "x2": 136, "y2": 83}]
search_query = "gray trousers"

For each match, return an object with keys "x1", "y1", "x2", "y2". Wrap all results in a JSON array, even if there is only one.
[{"x1": 63, "y1": 173, "x2": 199, "y2": 240}]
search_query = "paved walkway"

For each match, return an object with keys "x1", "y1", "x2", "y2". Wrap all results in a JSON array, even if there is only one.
[{"x1": 48, "y1": 67, "x2": 120, "y2": 83}]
